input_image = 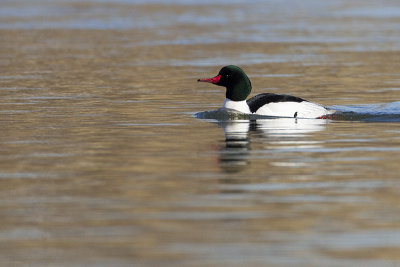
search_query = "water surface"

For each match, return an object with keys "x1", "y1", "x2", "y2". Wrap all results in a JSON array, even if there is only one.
[{"x1": 1, "y1": 0, "x2": 400, "y2": 266}]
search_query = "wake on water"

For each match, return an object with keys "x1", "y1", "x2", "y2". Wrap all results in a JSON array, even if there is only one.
[
  {"x1": 331, "y1": 101, "x2": 400, "y2": 122},
  {"x1": 195, "y1": 101, "x2": 400, "y2": 122}
]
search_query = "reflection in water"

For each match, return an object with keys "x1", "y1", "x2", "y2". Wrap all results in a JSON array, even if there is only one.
[
  {"x1": 216, "y1": 117, "x2": 328, "y2": 173},
  {"x1": 255, "y1": 117, "x2": 327, "y2": 137},
  {"x1": 218, "y1": 121, "x2": 250, "y2": 173}
]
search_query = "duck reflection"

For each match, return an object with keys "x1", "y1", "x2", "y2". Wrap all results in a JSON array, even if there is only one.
[
  {"x1": 217, "y1": 117, "x2": 328, "y2": 173},
  {"x1": 218, "y1": 120, "x2": 251, "y2": 173},
  {"x1": 255, "y1": 118, "x2": 327, "y2": 137}
]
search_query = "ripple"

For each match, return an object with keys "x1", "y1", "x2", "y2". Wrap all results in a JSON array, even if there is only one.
[
  {"x1": 333, "y1": 102, "x2": 400, "y2": 122},
  {"x1": 117, "y1": 123, "x2": 185, "y2": 126},
  {"x1": 146, "y1": 54, "x2": 326, "y2": 67},
  {"x1": 0, "y1": 75, "x2": 42, "y2": 80},
  {"x1": 220, "y1": 180, "x2": 387, "y2": 193},
  {"x1": 0, "y1": 172, "x2": 60, "y2": 179},
  {"x1": 0, "y1": 87, "x2": 42, "y2": 91}
]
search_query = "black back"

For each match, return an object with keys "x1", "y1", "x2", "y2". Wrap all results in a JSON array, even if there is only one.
[{"x1": 246, "y1": 93, "x2": 306, "y2": 113}]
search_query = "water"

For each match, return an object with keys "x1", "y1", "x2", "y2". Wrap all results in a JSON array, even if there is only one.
[{"x1": 1, "y1": 0, "x2": 400, "y2": 266}]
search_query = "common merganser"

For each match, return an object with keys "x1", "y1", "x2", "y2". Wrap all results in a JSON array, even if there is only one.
[{"x1": 198, "y1": 65, "x2": 336, "y2": 119}]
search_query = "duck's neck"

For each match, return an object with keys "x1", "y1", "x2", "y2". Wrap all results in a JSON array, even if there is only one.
[{"x1": 222, "y1": 98, "x2": 251, "y2": 114}]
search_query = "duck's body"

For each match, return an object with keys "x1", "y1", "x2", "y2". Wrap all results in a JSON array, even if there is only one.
[
  {"x1": 198, "y1": 65, "x2": 335, "y2": 119},
  {"x1": 247, "y1": 93, "x2": 335, "y2": 118}
]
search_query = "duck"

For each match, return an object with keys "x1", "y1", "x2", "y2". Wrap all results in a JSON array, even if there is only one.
[{"x1": 198, "y1": 65, "x2": 336, "y2": 119}]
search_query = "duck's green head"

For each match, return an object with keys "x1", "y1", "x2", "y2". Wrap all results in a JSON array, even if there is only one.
[{"x1": 198, "y1": 65, "x2": 252, "y2": 101}]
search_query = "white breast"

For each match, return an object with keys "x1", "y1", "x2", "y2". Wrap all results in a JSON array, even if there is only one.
[
  {"x1": 222, "y1": 98, "x2": 251, "y2": 114},
  {"x1": 254, "y1": 101, "x2": 334, "y2": 118}
]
